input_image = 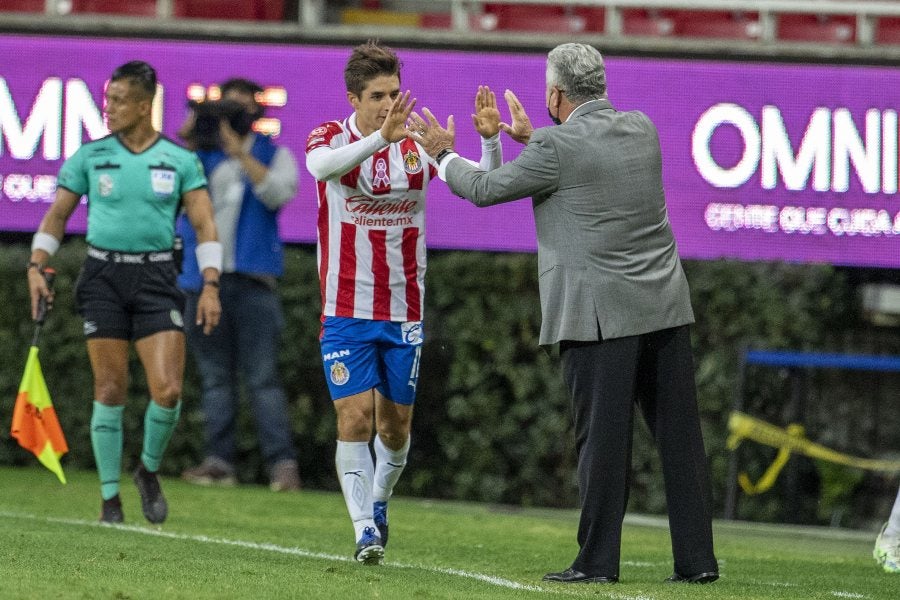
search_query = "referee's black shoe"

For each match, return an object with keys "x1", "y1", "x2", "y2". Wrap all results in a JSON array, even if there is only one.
[
  {"x1": 100, "y1": 494, "x2": 124, "y2": 523},
  {"x1": 133, "y1": 463, "x2": 168, "y2": 524}
]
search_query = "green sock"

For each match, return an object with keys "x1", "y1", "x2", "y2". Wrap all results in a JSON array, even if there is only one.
[
  {"x1": 141, "y1": 400, "x2": 181, "y2": 473},
  {"x1": 90, "y1": 402, "x2": 124, "y2": 501}
]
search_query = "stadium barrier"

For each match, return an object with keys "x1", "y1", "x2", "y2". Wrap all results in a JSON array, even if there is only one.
[{"x1": 724, "y1": 349, "x2": 900, "y2": 519}]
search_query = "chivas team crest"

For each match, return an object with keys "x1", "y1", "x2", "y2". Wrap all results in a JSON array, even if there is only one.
[
  {"x1": 330, "y1": 361, "x2": 350, "y2": 386},
  {"x1": 403, "y1": 150, "x2": 423, "y2": 175}
]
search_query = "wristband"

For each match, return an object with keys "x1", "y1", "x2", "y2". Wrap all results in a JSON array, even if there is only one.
[
  {"x1": 31, "y1": 232, "x2": 60, "y2": 256},
  {"x1": 26, "y1": 261, "x2": 44, "y2": 272},
  {"x1": 195, "y1": 241, "x2": 223, "y2": 273},
  {"x1": 203, "y1": 280, "x2": 220, "y2": 288}
]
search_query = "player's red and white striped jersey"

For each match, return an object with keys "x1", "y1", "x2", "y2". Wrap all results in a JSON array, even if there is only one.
[{"x1": 307, "y1": 114, "x2": 437, "y2": 322}]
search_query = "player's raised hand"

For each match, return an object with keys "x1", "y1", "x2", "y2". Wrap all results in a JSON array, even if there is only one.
[
  {"x1": 499, "y1": 89, "x2": 534, "y2": 145},
  {"x1": 381, "y1": 90, "x2": 416, "y2": 143},
  {"x1": 472, "y1": 85, "x2": 500, "y2": 139}
]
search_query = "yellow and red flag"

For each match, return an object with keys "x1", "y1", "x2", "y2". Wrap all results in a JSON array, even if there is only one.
[{"x1": 11, "y1": 346, "x2": 68, "y2": 483}]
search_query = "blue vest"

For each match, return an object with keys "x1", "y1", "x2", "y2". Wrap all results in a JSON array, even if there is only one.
[{"x1": 177, "y1": 135, "x2": 282, "y2": 291}]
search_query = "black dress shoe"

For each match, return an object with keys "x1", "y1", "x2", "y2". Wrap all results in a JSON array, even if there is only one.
[
  {"x1": 543, "y1": 568, "x2": 618, "y2": 583},
  {"x1": 665, "y1": 571, "x2": 719, "y2": 584}
]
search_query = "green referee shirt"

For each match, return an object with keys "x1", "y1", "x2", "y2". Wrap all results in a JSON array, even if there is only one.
[{"x1": 57, "y1": 134, "x2": 207, "y2": 252}]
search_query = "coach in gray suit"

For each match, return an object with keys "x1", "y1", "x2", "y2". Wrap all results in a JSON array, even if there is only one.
[{"x1": 411, "y1": 43, "x2": 718, "y2": 584}]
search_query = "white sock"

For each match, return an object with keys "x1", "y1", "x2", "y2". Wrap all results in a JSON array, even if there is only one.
[
  {"x1": 335, "y1": 441, "x2": 376, "y2": 541},
  {"x1": 373, "y1": 434, "x2": 410, "y2": 502},
  {"x1": 885, "y1": 486, "x2": 900, "y2": 539}
]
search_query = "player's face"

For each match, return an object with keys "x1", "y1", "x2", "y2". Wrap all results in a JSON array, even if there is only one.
[
  {"x1": 348, "y1": 74, "x2": 401, "y2": 136},
  {"x1": 104, "y1": 80, "x2": 151, "y2": 134}
]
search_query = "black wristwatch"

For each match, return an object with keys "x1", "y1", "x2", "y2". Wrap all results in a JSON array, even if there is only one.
[{"x1": 434, "y1": 148, "x2": 455, "y2": 166}]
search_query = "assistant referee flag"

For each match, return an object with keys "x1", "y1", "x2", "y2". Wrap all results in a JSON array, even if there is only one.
[{"x1": 11, "y1": 346, "x2": 68, "y2": 483}]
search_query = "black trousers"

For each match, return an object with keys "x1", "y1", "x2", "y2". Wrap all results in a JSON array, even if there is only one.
[{"x1": 560, "y1": 324, "x2": 717, "y2": 578}]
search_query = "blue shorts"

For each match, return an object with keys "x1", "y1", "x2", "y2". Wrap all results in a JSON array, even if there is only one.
[{"x1": 320, "y1": 316, "x2": 424, "y2": 405}]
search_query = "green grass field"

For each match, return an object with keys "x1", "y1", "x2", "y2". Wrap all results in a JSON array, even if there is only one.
[{"x1": 1, "y1": 466, "x2": 898, "y2": 600}]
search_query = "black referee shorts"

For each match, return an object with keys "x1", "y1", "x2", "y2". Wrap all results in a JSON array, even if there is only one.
[{"x1": 75, "y1": 248, "x2": 186, "y2": 341}]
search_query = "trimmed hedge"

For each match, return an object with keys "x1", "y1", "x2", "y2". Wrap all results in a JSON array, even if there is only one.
[{"x1": 1, "y1": 239, "x2": 898, "y2": 526}]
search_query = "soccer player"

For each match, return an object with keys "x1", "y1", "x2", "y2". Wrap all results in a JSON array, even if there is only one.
[
  {"x1": 874, "y1": 484, "x2": 900, "y2": 573},
  {"x1": 26, "y1": 61, "x2": 222, "y2": 524},
  {"x1": 305, "y1": 41, "x2": 502, "y2": 564}
]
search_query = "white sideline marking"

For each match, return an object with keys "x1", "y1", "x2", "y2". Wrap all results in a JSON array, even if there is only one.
[
  {"x1": 0, "y1": 510, "x2": 673, "y2": 599},
  {"x1": 0, "y1": 510, "x2": 550, "y2": 593}
]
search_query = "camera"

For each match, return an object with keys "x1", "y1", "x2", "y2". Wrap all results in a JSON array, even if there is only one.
[{"x1": 187, "y1": 99, "x2": 257, "y2": 151}]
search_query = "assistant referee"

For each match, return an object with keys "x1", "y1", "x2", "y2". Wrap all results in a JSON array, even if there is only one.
[{"x1": 26, "y1": 60, "x2": 222, "y2": 525}]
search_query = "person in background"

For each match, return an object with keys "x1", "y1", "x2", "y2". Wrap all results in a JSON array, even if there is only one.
[
  {"x1": 27, "y1": 60, "x2": 221, "y2": 524},
  {"x1": 874, "y1": 485, "x2": 900, "y2": 573},
  {"x1": 305, "y1": 41, "x2": 502, "y2": 564},
  {"x1": 177, "y1": 77, "x2": 301, "y2": 492},
  {"x1": 411, "y1": 42, "x2": 719, "y2": 584}
]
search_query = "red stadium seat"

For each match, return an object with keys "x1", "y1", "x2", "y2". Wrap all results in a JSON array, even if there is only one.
[
  {"x1": 257, "y1": 0, "x2": 283, "y2": 21},
  {"x1": 622, "y1": 9, "x2": 675, "y2": 37},
  {"x1": 876, "y1": 17, "x2": 900, "y2": 45},
  {"x1": 495, "y1": 12, "x2": 588, "y2": 33},
  {"x1": 674, "y1": 10, "x2": 761, "y2": 40},
  {"x1": 483, "y1": 3, "x2": 564, "y2": 20},
  {"x1": 574, "y1": 7, "x2": 605, "y2": 32},
  {"x1": 420, "y1": 12, "x2": 451, "y2": 29},
  {"x1": 778, "y1": 14, "x2": 856, "y2": 44},
  {"x1": 0, "y1": 0, "x2": 46, "y2": 12},
  {"x1": 419, "y1": 13, "x2": 453, "y2": 29},
  {"x1": 69, "y1": 0, "x2": 159, "y2": 16},
  {"x1": 179, "y1": 0, "x2": 283, "y2": 21},
  {"x1": 421, "y1": 11, "x2": 495, "y2": 30}
]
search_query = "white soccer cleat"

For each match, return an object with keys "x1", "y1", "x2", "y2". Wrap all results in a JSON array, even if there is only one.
[{"x1": 874, "y1": 523, "x2": 900, "y2": 574}]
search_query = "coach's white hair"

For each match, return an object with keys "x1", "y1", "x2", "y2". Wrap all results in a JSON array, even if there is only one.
[{"x1": 546, "y1": 43, "x2": 606, "y2": 104}]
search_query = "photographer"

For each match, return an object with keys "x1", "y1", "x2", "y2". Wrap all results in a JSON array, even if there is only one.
[{"x1": 176, "y1": 78, "x2": 301, "y2": 492}]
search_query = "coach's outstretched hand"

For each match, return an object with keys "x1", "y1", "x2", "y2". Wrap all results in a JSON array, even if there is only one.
[
  {"x1": 499, "y1": 89, "x2": 533, "y2": 145},
  {"x1": 408, "y1": 108, "x2": 455, "y2": 161}
]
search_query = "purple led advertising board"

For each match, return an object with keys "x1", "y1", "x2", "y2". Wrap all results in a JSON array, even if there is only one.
[{"x1": 1, "y1": 34, "x2": 897, "y2": 267}]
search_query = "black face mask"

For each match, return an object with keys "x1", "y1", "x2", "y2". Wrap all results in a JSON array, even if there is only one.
[{"x1": 547, "y1": 106, "x2": 562, "y2": 126}]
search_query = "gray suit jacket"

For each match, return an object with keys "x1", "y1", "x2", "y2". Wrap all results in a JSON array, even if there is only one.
[{"x1": 445, "y1": 99, "x2": 694, "y2": 345}]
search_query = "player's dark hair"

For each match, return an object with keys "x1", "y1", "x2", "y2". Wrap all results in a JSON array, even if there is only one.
[
  {"x1": 344, "y1": 40, "x2": 401, "y2": 98},
  {"x1": 110, "y1": 61, "x2": 157, "y2": 100},
  {"x1": 220, "y1": 77, "x2": 264, "y2": 98}
]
